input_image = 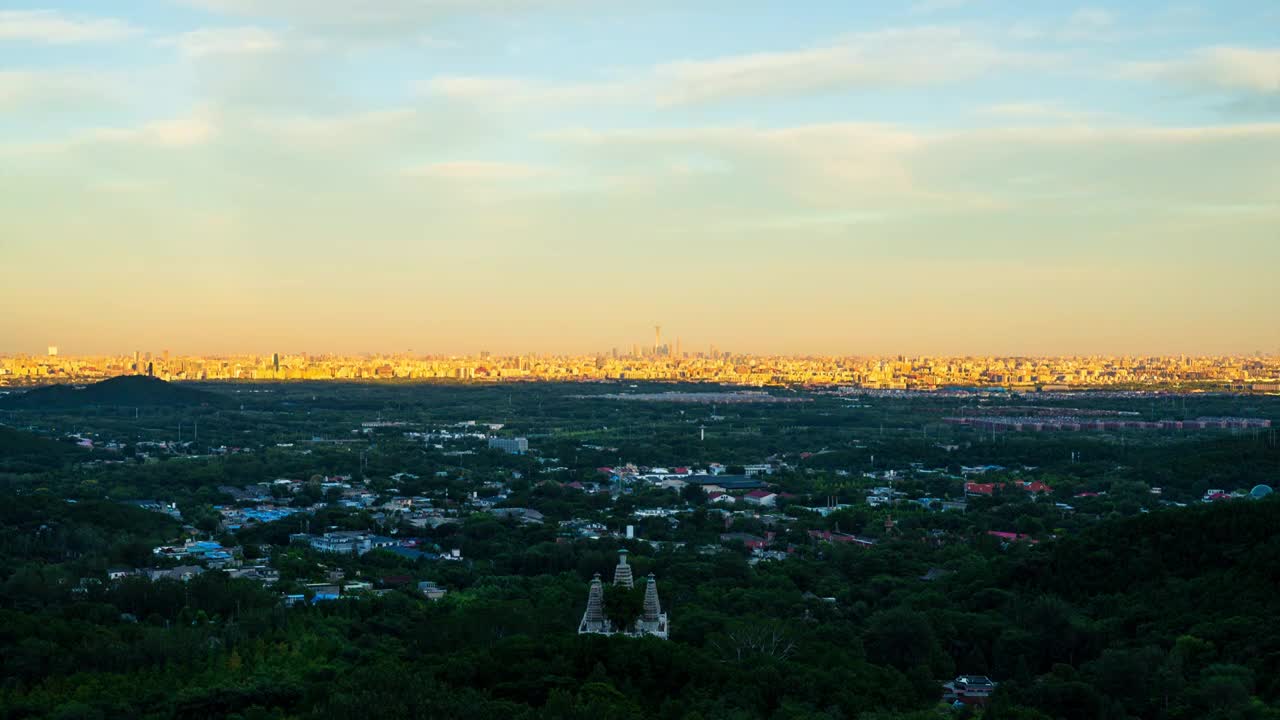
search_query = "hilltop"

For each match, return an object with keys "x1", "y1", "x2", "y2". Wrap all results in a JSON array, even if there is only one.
[{"x1": 0, "y1": 375, "x2": 224, "y2": 409}]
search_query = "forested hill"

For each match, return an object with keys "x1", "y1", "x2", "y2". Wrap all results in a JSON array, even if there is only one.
[
  {"x1": 1, "y1": 489, "x2": 1278, "y2": 718},
  {"x1": 0, "y1": 426, "x2": 87, "y2": 474},
  {"x1": 1026, "y1": 497, "x2": 1280, "y2": 600},
  {"x1": 0, "y1": 376, "x2": 224, "y2": 409},
  {"x1": 971, "y1": 499, "x2": 1280, "y2": 718}
]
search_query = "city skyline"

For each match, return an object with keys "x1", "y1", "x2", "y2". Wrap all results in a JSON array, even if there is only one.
[
  {"x1": 5, "y1": 348, "x2": 1279, "y2": 390},
  {"x1": 4, "y1": 1, "x2": 1280, "y2": 355}
]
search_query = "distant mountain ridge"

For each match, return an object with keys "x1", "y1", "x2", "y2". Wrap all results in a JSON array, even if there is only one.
[{"x1": 0, "y1": 376, "x2": 223, "y2": 409}]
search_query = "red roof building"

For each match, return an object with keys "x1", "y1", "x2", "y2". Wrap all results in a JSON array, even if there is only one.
[
  {"x1": 808, "y1": 530, "x2": 877, "y2": 547},
  {"x1": 966, "y1": 481, "x2": 1053, "y2": 496},
  {"x1": 987, "y1": 531, "x2": 1037, "y2": 544}
]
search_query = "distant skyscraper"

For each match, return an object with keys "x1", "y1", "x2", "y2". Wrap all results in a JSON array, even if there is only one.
[
  {"x1": 654, "y1": 325, "x2": 662, "y2": 355},
  {"x1": 272, "y1": 353, "x2": 280, "y2": 373},
  {"x1": 47, "y1": 346, "x2": 58, "y2": 357}
]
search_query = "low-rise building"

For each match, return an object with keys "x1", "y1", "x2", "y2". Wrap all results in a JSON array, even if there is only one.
[
  {"x1": 144, "y1": 565, "x2": 205, "y2": 582},
  {"x1": 418, "y1": 581, "x2": 448, "y2": 600},
  {"x1": 743, "y1": 490, "x2": 778, "y2": 507},
  {"x1": 942, "y1": 676, "x2": 997, "y2": 706},
  {"x1": 488, "y1": 437, "x2": 529, "y2": 454}
]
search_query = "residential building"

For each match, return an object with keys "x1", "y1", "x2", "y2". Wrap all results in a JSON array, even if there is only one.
[
  {"x1": 743, "y1": 490, "x2": 778, "y2": 507},
  {"x1": 488, "y1": 437, "x2": 529, "y2": 454},
  {"x1": 942, "y1": 676, "x2": 997, "y2": 706}
]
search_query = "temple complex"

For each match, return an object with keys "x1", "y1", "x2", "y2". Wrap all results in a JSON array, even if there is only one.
[{"x1": 577, "y1": 550, "x2": 669, "y2": 639}]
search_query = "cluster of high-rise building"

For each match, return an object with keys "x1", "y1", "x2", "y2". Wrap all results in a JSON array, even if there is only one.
[{"x1": 1, "y1": 351, "x2": 1278, "y2": 391}]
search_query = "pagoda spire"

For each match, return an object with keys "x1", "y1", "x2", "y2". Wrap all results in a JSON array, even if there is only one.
[
  {"x1": 578, "y1": 573, "x2": 609, "y2": 634},
  {"x1": 642, "y1": 573, "x2": 661, "y2": 622},
  {"x1": 634, "y1": 573, "x2": 668, "y2": 639},
  {"x1": 612, "y1": 549, "x2": 634, "y2": 588}
]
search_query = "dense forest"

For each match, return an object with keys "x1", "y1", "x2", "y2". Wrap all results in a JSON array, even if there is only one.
[
  {"x1": 0, "y1": 380, "x2": 1277, "y2": 719},
  {"x1": 1, "y1": 496, "x2": 1278, "y2": 719}
]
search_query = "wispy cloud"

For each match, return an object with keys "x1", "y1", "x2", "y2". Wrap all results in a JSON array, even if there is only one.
[
  {"x1": 2, "y1": 112, "x2": 217, "y2": 156},
  {"x1": 1061, "y1": 7, "x2": 1114, "y2": 40},
  {"x1": 940, "y1": 122, "x2": 1280, "y2": 144},
  {"x1": 0, "y1": 70, "x2": 123, "y2": 111},
  {"x1": 551, "y1": 123, "x2": 928, "y2": 208},
  {"x1": 552, "y1": 120, "x2": 1280, "y2": 212},
  {"x1": 908, "y1": 0, "x2": 972, "y2": 15},
  {"x1": 428, "y1": 25, "x2": 1057, "y2": 111},
  {"x1": 426, "y1": 75, "x2": 628, "y2": 108},
  {"x1": 79, "y1": 114, "x2": 218, "y2": 148},
  {"x1": 1006, "y1": 7, "x2": 1123, "y2": 43},
  {"x1": 404, "y1": 161, "x2": 549, "y2": 181},
  {"x1": 250, "y1": 109, "x2": 420, "y2": 145},
  {"x1": 1124, "y1": 46, "x2": 1280, "y2": 115},
  {"x1": 178, "y1": 0, "x2": 582, "y2": 38},
  {"x1": 977, "y1": 101, "x2": 1100, "y2": 122},
  {"x1": 654, "y1": 27, "x2": 1047, "y2": 106},
  {"x1": 1129, "y1": 46, "x2": 1280, "y2": 94},
  {"x1": 158, "y1": 26, "x2": 281, "y2": 57},
  {"x1": 0, "y1": 9, "x2": 139, "y2": 44}
]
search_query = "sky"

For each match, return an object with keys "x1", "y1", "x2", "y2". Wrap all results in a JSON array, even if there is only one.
[{"x1": 2, "y1": 0, "x2": 1278, "y2": 357}]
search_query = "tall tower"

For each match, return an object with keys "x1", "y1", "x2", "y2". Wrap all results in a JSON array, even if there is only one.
[
  {"x1": 654, "y1": 325, "x2": 662, "y2": 356},
  {"x1": 612, "y1": 549, "x2": 634, "y2": 588},
  {"x1": 642, "y1": 574, "x2": 662, "y2": 622},
  {"x1": 578, "y1": 573, "x2": 610, "y2": 635},
  {"x1": 637, "y1": 573, "x2": 668, "y2": 639}
]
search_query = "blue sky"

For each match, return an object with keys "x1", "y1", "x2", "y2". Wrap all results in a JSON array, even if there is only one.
[{"x1": 2, "y1": 1, "x2": 1278, "y2": 355}]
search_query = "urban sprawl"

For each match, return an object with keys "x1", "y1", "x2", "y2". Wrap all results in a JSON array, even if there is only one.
[{"x1": 5, "y1": 351, "x2": 1280, "y2": 391}]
